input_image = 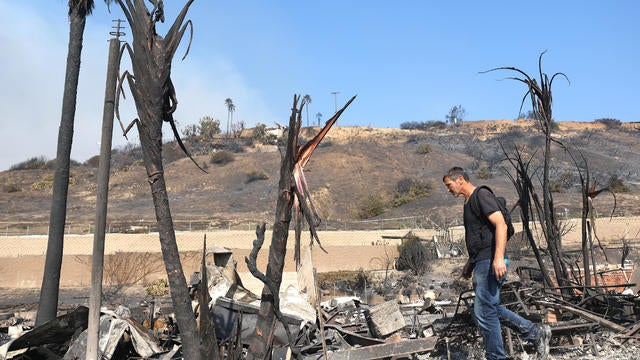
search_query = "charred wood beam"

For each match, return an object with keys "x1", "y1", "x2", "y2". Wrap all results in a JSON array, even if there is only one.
[
  {"x1": 617, "y1": 321, "x2": 640, "y2": 345},
  {"x1": 535, "y1": 300, "x2": 627, "y2": 332},
  {"x1": 301, "y1": 337, "x2": 437, "y2": 360}
]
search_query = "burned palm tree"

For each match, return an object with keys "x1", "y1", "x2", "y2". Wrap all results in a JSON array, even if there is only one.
[
  {"x1": 245, "y1": 94, "x2": 356, "y2": 359},
  {"x1": 499, "y1": 107, "x2": 618, "y2": 297},
  {"x1": 482, "y1": 52, "x2": 573, "y2": 298},
  {"x1": 112, "y1": 1, "x2": 204, "y2": 358},
  {"x1": 37, "y1": 0, "x2": 96, "y2": 326}
]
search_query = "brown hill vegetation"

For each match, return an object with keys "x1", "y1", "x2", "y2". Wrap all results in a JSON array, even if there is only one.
[{"x1": 1, "y1": 120, "x2": 639, "y2": 229}]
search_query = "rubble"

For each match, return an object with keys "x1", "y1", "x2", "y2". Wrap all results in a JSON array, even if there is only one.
[{"x1": 3, "y1": 246, "x2": 640, "y2": 359}]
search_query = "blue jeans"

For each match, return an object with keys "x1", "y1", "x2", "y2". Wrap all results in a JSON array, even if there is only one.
[{"x1": 472, "y1": 259, "x2": 540, "y2": 360}]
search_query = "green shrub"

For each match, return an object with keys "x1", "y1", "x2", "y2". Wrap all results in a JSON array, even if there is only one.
[
  {"x1": 477, "y1": 166, "x2": 493, "y2": 180},
  {"x1": 3, "y1": 184, "x2": 21, "y2": 193},
  {"x1": 183, "y1": 116, "x2": 221, "y2": 141},
  {"x1": 400, "y1": 121, "x2": 446, "y2": 131},
  {"x1": 209, "y1": 150, "x2": 235, "y2": 165},
  {"x1": 316, "y1": 270, "x2": 371, "y2": 292},
  {"x1": 145, "y1": 278, "x2": 170, "y2": 297},
  {"x1": 594, "y1": 118, "x2": 621, "y2": 129},
  {"x1": 85, "y1": 155, "x2": 101, "y2": 168},
  {"x1": 396, "y1": 235, "x2": 431, "y2": 275},
  {"x1": 392, "y1": 178, "x2": 432, "y2": 207},
  {"x1": 549, "y1": 179, "x2": 564, "y2": 193},
  {"x1": 416, "y1": 143, "x2": 432, "y2": 154},
  {"x1": 608, "y1": 175, "x2": 629, "y2": 193},
  {"x1": 31, "y1": 174, "x2": 54, "y2": 191},
  {"x1": 550, "y1": 172, "x2": 574, "y2": 193},
  {"x1": 248, "y1": 123, "x2": 279, "y2": 146},
  {"x1": 246, "y1": 170, "x2": 269, "y2": 183},
  {"x1": 353, "y1": 268, "x2": 370, "y2": 290},
  {"x1": 31, "y1": 173, "x2": 77, "y2": 191},
  {"x1": 10, "y1": 156, "x2": 50, "y2": 170},
  {"x1": 357, "y1": 194, "x2": 386, "y2": 219}
]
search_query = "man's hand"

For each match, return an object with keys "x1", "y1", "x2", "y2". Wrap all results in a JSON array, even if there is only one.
[{"x1": 493, "y1": 257, "x2": 507, "y2": 280}]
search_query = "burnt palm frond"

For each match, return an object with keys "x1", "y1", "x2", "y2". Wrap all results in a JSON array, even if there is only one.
[
  {"x1": 480, "y1": 51, "x2": 569, "y2": 128},
  {"x1": 289, "y1": 95, "x2": 356, "y2": 265},
  {"x1": 69, "y1": 0, "x2": 95, "y2": 17},
  {"x1": 296, "y1": 95, "x2": 357, "y2": 167}
]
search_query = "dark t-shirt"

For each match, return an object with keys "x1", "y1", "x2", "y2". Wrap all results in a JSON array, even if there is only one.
[{"x1": 463, "y1": 187, "x2": 501, "y2": 264}]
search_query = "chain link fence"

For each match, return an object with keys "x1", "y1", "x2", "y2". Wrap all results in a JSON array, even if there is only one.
[
  {"x1": 1, "y1": 216, "x2": 638, "y2": 289},
  {"x1": 1, "y1": 215, "x2": 639, "y2": 253},
  {"x1": 0, "y1": 215, "x2": 456, "y2": 237}
]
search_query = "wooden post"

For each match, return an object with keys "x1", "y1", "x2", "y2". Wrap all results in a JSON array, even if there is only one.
[{"x1": 86, "y1": 36, "x2": 119, "y2": 360}]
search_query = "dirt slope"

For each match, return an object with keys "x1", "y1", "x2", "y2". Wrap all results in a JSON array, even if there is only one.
[{"x1": 1, "y1": 120, "x2": 638, "y2": 227}]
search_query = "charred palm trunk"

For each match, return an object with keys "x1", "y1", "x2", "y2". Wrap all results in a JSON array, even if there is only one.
[
  {"x1": 115, "y1": 1, "x2": 200, "y2": 358},
  {"x1": 136, "y1": 92, "x2": 200, "y2": 360},
  {"x1": 37, "y1": 4, "x2": 88, "y2": 326},
  {"x1": 248, "y1": 99, "x2": 298, "y2": 360}
]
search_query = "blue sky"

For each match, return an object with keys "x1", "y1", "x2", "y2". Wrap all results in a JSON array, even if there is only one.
[{"x1": 0, "y1": 1, "x2": 638, "y2": 170}]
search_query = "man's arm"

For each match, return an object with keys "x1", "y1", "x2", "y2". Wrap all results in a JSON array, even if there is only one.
[{"x1": 487, "y1": 211, "x2": 508, "y2": 279}]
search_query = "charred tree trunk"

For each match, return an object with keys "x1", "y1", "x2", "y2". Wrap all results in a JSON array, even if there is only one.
[
  {"x1": 114, "y1": 1, "x2": 200, "y2": 358},
  {"x1": 502, "y1": 144, "x2": 554, "y2": 288},
  {"x1": 248, "y1": 97, "x2": 299, "y2": 359},
  {"x1": 246, "y1": 94, "x2": 356, "y2": 359},
  {"x1": 541, "y1": 131, "x2": 571, "y2": 297},
  {"x1": 482, "y1": 53, "x2": 572, "y2": 298},
  {"x1": 581, "y1": 171, "x2": 592, "y2": 289},
  {"x1": 37, "y1": 4, "x2": 89, "y2": 326}
]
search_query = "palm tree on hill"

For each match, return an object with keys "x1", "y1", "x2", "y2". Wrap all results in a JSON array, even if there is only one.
[
  {"x1": 303, "y1": 94, "x2": 311, "y2": 127},
  {"x1": 316, "y1": 112, "x2": 322, "y2": 126},
  {"x1": 225, "y1": 97, "x2": 235, "y2": 136},
  {"x1": 37, "y1": 0, "x2": 95, "y2": 326}
]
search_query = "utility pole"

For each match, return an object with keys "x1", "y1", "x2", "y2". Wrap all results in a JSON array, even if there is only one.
[
  {"x1": 331, "y1": 91, "x2": 340, "y2": 114},
  {"x1": 86, "y1": 19, "x2": 124, "y2": 360}
]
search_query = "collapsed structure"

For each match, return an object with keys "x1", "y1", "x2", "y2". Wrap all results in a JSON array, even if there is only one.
[{"x1": 3, "y1": 239, "x2": 640, "y2": 359}]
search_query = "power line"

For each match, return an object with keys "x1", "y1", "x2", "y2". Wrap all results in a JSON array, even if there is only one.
[
  {"x1": 109, "y1": 19, "x2": 126, "y2": 40},
  {"x1": 331, "y1": 91, "x2": 340, "y2": 114}
]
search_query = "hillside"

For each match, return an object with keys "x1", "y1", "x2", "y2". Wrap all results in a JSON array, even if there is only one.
[{"x1": 1, "y1": 120, "x2": 639, "y2": 229}]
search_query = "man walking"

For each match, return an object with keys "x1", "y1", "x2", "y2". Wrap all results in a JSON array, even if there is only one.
[{"x1": 443, "y1": 166, "x2": 551, "y2": 360}]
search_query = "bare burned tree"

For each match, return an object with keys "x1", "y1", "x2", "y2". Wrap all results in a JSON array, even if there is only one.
[
  {"x1": 501, "y1": 144, "x2": 554, "y2": 288},
  {"x1": 482, "y1": 52, "x2": 573, "y2": 298},
  {"x1": 497, "y1": 73, "x2": 618, "y2": 299},
  {"x1": 112, "y1": 1, "x2": 204, "y2": 358},
  {"x1": 245, "y1": 94, "x2": 356, "y2": 359},
  {"x1": 578, "y1": 161, "x2": 617, "y2": 290}
]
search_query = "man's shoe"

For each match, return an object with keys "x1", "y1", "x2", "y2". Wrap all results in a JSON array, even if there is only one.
[{"x1": 536, "y1": 324, "x2": 552, "y2": 360}]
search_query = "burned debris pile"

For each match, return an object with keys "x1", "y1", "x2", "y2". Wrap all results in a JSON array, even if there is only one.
[{"x1": 4, "y1": 245, "x2": 640, "y2": 359}]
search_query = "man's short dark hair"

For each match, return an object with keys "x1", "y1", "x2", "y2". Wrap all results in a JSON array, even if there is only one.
[{"x1": 443, "y1": 166, "x2": 469, "y2": 182}]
